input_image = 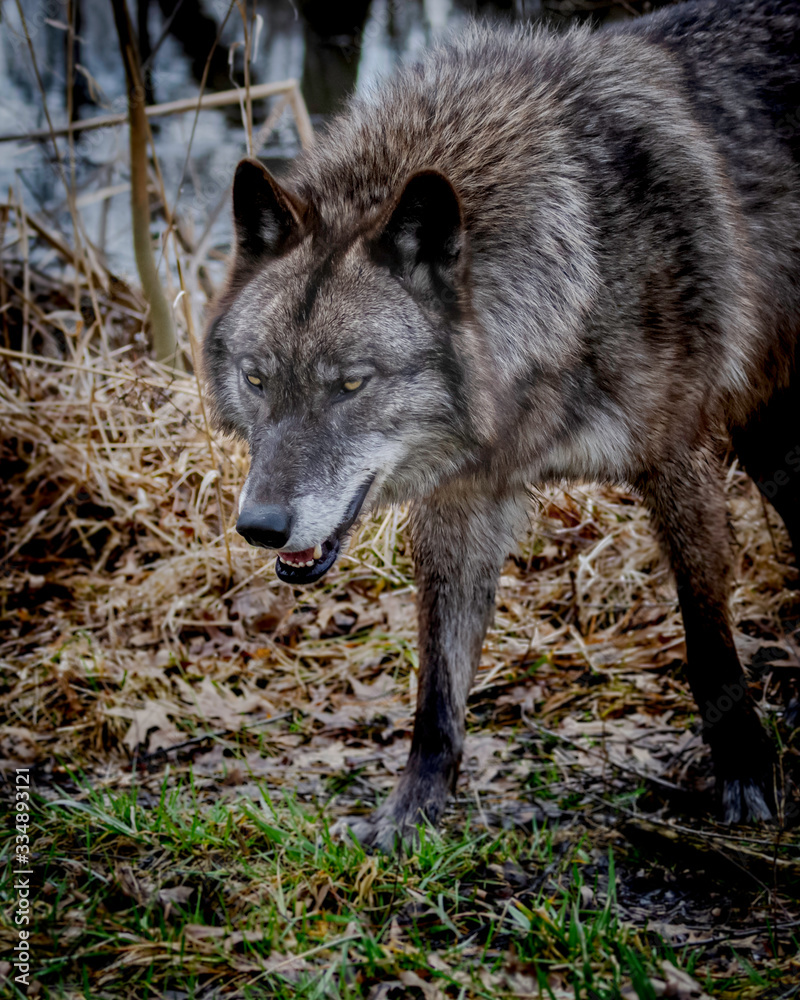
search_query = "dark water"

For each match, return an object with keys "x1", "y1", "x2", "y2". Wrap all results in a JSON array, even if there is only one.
[{"x1": 0, "y1": 0, "x2": 655, "y2": 284}]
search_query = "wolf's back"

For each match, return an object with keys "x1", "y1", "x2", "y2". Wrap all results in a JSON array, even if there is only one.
[
  {"x1": 638, "y1": 0, "x2": 800, "y2": 169},
  {"x1": 289, "y1": 1, "x2": 800, "y2": 415},
  {"x1": 636, "y1": 0, "x2": 800, "y2": 395}
]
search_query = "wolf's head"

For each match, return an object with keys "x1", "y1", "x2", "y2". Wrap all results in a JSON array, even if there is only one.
[{"x1": 204, "y1": 159, "x2": 492, "y2": 584}]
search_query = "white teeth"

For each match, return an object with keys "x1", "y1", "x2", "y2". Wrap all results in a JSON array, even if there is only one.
[{"x1": 278, "y1": 551, "x2": 321, "y2": 568}]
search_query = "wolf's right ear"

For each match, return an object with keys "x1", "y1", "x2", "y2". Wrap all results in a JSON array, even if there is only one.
[{"x1": 232, "y1": 158, "x2": 308, "y2": 261}]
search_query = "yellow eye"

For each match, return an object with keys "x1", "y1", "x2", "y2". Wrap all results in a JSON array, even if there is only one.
[
  {"x1": 246, "y1": 374, "x2": 262, "y2": 387},
  {"x1": 343, "y1": 378, "x2": 363, "y2": 392}
]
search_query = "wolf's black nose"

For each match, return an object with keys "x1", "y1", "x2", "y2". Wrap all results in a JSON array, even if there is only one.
[{"x1": 236, "y1": 505, "x2": 292, "y2": 549}]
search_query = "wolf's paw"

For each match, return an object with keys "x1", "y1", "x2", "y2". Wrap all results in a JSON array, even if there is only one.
[
  {"x1": 719, "y1": 773, "x2": 776, "y2": 824},
  {"x1": 331, "y1": 799, "x2": 441, "y2": 854},
  {"x1": 716, "y1": 738, "x2": 778, "y2": 823},
  {"x1": 709, "y1": 709, "x2": 778, "y2": 824}
]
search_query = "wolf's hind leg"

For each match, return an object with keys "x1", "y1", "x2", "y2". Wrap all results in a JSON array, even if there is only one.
[
  {"x1": 638, "y1": 447, "x2": 777, "y2": 824},
  {"x1": 732, "y1": 379, "x2": 800, "y2": 566},
  {"x1": 335, "y1": 486, "x2": 526, "y2": 853}
]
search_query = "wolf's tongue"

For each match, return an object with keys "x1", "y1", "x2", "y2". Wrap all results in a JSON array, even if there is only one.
[{"x1": 279, "y1": 547, "x2": 316, "y2": 565}]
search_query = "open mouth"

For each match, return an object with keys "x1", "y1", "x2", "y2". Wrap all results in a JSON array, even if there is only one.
[{"x1": 275, "y1": 476, "x2": 374, "y2": 585}]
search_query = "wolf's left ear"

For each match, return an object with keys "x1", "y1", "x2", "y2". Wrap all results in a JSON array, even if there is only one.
[
  {"x1": 232, "y1": 158, "x2": 309, "y2": 261},
  {"x1": 370, "y1": 170, "x2": 466, "y2": 316}
]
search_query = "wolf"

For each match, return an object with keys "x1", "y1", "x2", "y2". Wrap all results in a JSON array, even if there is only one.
[{"x1": 204, "y1": 0, "x2": 800, "y2": 850}]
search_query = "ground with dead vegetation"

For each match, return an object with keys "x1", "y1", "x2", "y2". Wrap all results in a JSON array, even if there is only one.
[{"x1": 0, "y1": 242, "x2": 798, "y2": 1000}]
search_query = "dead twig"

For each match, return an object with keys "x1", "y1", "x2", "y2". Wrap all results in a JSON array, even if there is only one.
[{"x1": 110, "y1": 0, "x2": 181, "y2": 368}]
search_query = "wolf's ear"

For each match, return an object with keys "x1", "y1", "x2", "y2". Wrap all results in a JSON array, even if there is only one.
[
  {"x1": 370, "y1": 170, "x2": 466, "y2": 316},
  {"x1": 232, "y1": 158, "x2": 308, "y2": 261}
]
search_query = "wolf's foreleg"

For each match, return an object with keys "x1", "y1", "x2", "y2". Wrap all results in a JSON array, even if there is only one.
[
  {"x1": 337, "y1": 487, "x2": 525, "y2": 852},
  {"x1": 638, "y1": 447, "x2": 777, "y2": 823}
]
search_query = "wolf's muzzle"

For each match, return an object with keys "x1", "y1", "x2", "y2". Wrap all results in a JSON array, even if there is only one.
[{"x1": 274, "y1": 475, "x2": 376, "y2": 586}]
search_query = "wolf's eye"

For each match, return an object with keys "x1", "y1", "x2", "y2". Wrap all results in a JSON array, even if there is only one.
[
  {"x1": 244, "y1": 373, "x2": 263, "y2": 389},
  {"x1": 334, "y1": 374, "x2": 371, "y2": 402}
]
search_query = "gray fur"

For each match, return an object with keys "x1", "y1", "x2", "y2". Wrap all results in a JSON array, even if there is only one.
[{"x1": 205, "y1": 0, "x2": 800, "y2": 849}]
